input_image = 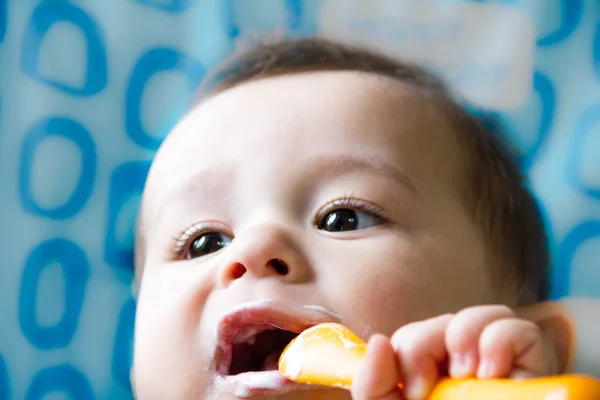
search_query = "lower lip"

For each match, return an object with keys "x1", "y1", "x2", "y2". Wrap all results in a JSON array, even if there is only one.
[{"x1": 214, "y1": 371, "x2": 304, "y2": 398}]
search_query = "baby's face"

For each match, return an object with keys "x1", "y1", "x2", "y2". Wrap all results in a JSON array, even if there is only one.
[{"x1": 134, "y1": 72, "x2": 502, "y2": 399}]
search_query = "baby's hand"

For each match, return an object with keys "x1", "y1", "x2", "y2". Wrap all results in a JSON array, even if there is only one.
[{"x1": 351, "y1": 305, "x2": 560, "y2": 400}]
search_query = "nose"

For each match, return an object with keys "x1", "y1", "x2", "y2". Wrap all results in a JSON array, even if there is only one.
[{"x1": 218, "y1": 223, "x2": 310, "y2": 287}]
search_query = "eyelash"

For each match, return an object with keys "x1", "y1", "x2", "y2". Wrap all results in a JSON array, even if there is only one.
[
  {"x1": 170, "y1": 221, "x2": 227, "y2": 260},
  {"x1": 313, "y1": 195, "x2": 387, "y2": 227},
  {"x1": 170, "y1": 196, "x2": 388, "y2": 259}
]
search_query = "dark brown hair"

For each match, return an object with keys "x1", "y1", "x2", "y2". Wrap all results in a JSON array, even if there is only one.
[{"x1": 146, "y1": 37, "x2": 551, "y2": 303}]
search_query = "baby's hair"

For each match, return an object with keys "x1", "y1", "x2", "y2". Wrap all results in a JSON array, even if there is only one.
[{"x1": 139, "y1": 37, "x2": 550, "y2": 304}]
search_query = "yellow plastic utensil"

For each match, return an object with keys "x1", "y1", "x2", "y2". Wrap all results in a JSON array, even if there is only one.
[
  {"x1": 278, "y1": 322, "x2": 600, "y2": 399},
  {"x1": 279, "y1": 322, "x2": 367, "y2": 389}
]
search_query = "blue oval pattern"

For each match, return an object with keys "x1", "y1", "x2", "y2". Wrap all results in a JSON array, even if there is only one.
[
  {"x1": 20, "y1": 1, "x2": 107, "y2": 96},
  {"x1": 0, "y1": 0, "x2": 6, "y2": 44},
  {"x1": 593, "y1": 19, "x2": 600, "y2": 82},
  {"x1": 25, "y1": 365, "x2": 94, "y2": 400},
  {"x1": 521, "y1": 72, "x2": 555, "y2": 171},
  {"x1": 537, "y1": 0, "x2": 583, "y2": 46},
  {"x1": 554, "y1": 221, "x2": 600, "y2": 299},
  {"x1": 0, "y1": 355, "x2": 9, "y2": 400},
  {"x1": 19, "y1": 239, "x2": 90, "y2": 350},
  {"x1": 125, "y1": 47, "x2": 204, "y2": 150},
  {"x1": 104, "y1": 161, "x2": 151, "y2": 276},
  {"x1": 567, "y1": 105, "x2": 600, "y2": 200},
  {"x1": 112, "y1": 298, "x2": 136, "y2": 392},
  {"x1": 135, "y1": 0, "x2": 198, "y2": 13},
  {"x1": 18, "y1": 117, "x2": 96, "y2": 220}
]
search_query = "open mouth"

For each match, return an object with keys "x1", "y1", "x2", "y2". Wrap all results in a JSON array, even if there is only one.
[
  {"x1": 214, "y1": 301, "x2": 312, "y2": 376},
  {"x1": 229, "y1": 325, "x2": 299, "y2": 375},
  {"x1": 212, "y1": 300, "x2": 340, "y2": 396}
]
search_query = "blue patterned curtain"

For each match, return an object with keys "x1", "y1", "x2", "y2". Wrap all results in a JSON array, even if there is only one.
[{"x1": 0, "y1": 0, "x2": 598, "y2": 398}]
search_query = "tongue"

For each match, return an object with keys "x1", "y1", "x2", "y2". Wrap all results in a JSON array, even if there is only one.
[{"x1": 261, "y1": 351, "x2": 282, "y2": 371}]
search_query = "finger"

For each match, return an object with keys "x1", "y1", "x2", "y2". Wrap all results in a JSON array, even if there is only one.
[
  {"x1": 352, "y1": 334, "x2": 404, "y2": 400},
  {"x1": 391, "y1": 314, "x2": 453, "y2": 400},
  {"x1": 478, "y1": 318, "x2": 558, "y2": 379},
  {"x1": 445, "y1": 305, "x2": 514, "y2": 378}
]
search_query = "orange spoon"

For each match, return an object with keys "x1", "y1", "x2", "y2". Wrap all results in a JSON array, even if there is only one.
[
  {"x1": 279, "y1": 322, "x2": 367, "y2": 389},
  {"x1": 278, "y1": 322, "x2": 600, "y2": 399}
]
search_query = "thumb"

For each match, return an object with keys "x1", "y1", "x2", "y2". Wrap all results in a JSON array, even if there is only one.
[{"x1": 351, "y1": 334, "x2": 404, "y2": 400}]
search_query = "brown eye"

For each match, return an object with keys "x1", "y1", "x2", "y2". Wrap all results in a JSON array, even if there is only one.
[
  {"x1": 188, "y1": 232, "x2": 232, "y2": 259},
  {"x1": 318, "y1": 209, "x2": 379, "y2": 232}
]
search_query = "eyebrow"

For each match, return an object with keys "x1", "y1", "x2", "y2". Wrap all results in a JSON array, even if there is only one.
[
  {"x1": 149, "y1": 153, "x2": 422, "y2": 229},
  {"x1": 149, "y1": 165, "x2": 235, "y2": 228},
  {"x1": 306, "y1": 153, "x2": 423, "y2": 200}
]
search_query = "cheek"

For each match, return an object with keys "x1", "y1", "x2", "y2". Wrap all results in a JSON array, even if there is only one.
[
  {"x1": 142, "y1": 261, "x2": 215, "y2": 325},
  {"x1": 319, "y1": 234, "x2": 490, "y2": 337},
  {"x1": 318, "y1": 237, "x2": 431, "y2": 335},
  {"x1": 134, "y1": 278, "x2": 191, "y2": 370},
  {"x1": 133, "y1": 268, "x2": 215, "y2": 397}
]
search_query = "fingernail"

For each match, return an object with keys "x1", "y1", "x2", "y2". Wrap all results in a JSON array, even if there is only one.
[
  {"x1": 450, "y1": 352, "x2": 473, "y2": 378},
  {"x1": 478, "y1": 359, "x2": 494, "y2": 378},
  {"x1": 404, "y1": 378, "x2": 429, "y2": 400},
  {"x1": 511, "y1": 370, "x2": 536, "y2": 381}
]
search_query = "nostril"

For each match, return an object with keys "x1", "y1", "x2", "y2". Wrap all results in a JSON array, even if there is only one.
[
  {"x1": 267, "y1": 259, "x2": 289, "y2": 275},
  {"x1": 230, "y1": 263, "x2": 246, "y2": 280}
]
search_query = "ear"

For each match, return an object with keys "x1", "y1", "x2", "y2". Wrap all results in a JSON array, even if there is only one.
[{"x1": 516, "y1": 301, "x2": 575, "y2": 373}]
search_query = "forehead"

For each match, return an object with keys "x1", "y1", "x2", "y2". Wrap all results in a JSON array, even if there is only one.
[{"x1": 142, "y1": 71, "x2": 461, "y2": 222}]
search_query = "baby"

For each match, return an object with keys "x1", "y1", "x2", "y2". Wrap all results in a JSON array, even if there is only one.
[{"x1": 132, "y1": 38, "x2": 566, "y2": 399}]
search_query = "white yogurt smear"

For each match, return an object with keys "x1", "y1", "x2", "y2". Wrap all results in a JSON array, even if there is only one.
[
  {"x1": 231, "y1": 371, "x2": 292, "y2": 398},
  {"x1": 302, "y1": 305, "x2": 343, "y2": 320},
  {"x1": 227, "y1": 299, "x2": 274, "y2": 314},
  {"x1": 213, "y1": 299, "x2": 275, "y2": 344}
]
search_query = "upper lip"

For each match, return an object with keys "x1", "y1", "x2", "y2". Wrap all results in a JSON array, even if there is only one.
[{"x1": 213, "y1": 299, "x2": 340, "y2": 375}]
